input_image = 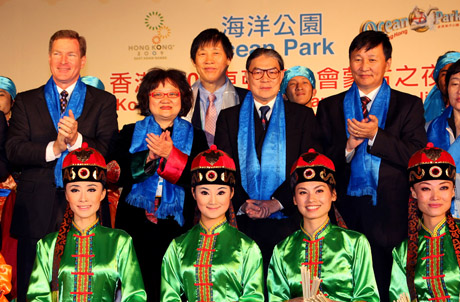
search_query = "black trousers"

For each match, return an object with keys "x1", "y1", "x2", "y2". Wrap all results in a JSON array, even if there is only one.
[{"x1": 338, "y1": 195, "x2": 408, "y2": 302}]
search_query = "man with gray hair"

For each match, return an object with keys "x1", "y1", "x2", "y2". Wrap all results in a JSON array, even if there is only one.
[{"x1": 215, "y1": 48, "x2": 320, "y2": 275}]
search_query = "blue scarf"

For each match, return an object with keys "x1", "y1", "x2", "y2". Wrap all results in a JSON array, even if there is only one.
[
  {"x1": 44, "y1": 76, "x2": 86, "y2": 188},
  {"x1": 237, "y1": 92, "x2": 287, "y2": 219},
  {"x1": 126, "y1": 115, "x2": 194, "y2": 226},
  {"x1": 344, "y1": 81, "x2": 391, "y2": 205},
  {"x1": 427, "y1": 106, "x2": 460, "y2": 166},
  {"x1": 424, "y1": 52, "x2": 460, "y2": 122},
  {"x1": 427, "y1": 106, "x2": 460, "y2": 215},
  {"x1": 427, "y1": 106, "x2": 452, "y2": 151}
]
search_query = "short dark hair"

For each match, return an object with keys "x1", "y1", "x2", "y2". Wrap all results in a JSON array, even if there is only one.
[
  {"x1": 246, "y1": 48, "x2": 284, "y2": 71},
  {"x1": 136, "y1": 68, "x2": 192, "y2": 117},
  {"x1": 349, "y1": 30, "x2": 392, "y2": 61},
  {"x1": 445, "y1": 59, "x2": 460, "y2": 93},
  {"x1": 190, "y1": 28, "x2": 233, "y2": 62},
  {"x1": 49, "y1": 30, "x2": 86, "y2": 57}
]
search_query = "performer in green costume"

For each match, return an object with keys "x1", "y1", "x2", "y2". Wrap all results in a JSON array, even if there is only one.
[
  {"x1": 27, "y1": 143, "x2": 146, "y2": 302},
  {"x1": 267, "y1": 149, "x2": 379, "y2": 302},
  {"x1": 390, "y1": 143, "x2": 460, "y2": 302},
  {"x1": 161, "y1": 145, "x2": 264, "y2": 302}
]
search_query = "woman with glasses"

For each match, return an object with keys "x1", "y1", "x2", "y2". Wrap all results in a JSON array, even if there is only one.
[{"x1": 109, "y1": 68, "x2": 208, "y2": 301}]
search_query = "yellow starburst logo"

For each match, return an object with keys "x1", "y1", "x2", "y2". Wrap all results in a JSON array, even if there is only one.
[{"x1": 158, "y1": 26, "x2": 171, "y2": 39}]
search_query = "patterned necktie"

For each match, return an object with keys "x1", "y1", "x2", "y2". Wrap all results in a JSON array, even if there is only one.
[
  {"x1": 259, "y1": 105, "x2": 270, "y2": 131},
  {"x1": 205, "y1": 93, "x2": 217, "y2": 146},
  {"x1": 60, "y1": 90, "x2": 69, "y2": 114},
  {"x1": 360, "y1": 96, "x2": 371, "y2": 118}
]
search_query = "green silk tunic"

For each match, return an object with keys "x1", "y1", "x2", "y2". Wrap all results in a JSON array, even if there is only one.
[
  {"x1": 27, "y1": 220, "x2": 147, "y2": 302},
  {"x1": 390, "y1": 218, "x2": 460, "y2": 302},
  {"x1": 161, "y1": 219, "x2": 264, "y2": 301},
  {"x1": 267, "y1": 219, "x2": 379, "y2": 302}
]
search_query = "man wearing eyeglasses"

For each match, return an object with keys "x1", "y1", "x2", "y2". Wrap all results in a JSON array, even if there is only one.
[
  {"x1": 215, "y1": 48, "x2": 320, "y2": 274},
  {"x1": 186, "y1": 28, "x2": 248, "y2": 147},
  {"x1": 6, "y1": 30, "x2": 118, "y2": 302}
]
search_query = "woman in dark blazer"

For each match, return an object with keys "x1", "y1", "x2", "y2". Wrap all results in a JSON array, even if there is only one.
[{"x1": 109, "y1": 68, "x2": 207, "y2": 301}]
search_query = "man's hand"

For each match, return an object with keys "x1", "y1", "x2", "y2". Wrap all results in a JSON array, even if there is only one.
[
  {"x1": 242, "y1": 199, "x2": 281, "y2": 219},
  {"x1": 58, "y1": 109, "x2": 79, "y2": 146},
  {"x1": 53, "y1": 133, "x2": 67, "y2": 156},
  {"x1": 347, "y1": 115, "x2": 379, "y2": 139},
  {"x1": 346, "y1": 115, "x2": 379, "y2": 151}
]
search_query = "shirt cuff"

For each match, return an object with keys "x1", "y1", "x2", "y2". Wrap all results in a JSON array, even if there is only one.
[
  {"x1": 67, "y1": 133, "x2": 83, "y2": 151},
  {"x1": 272, "y1": 197, "x2": 284, "y2": 210},
  {"x1": 345, "y1": 148, "x2": 355, "y2": 163},
  {"x1": 46, "y1": 141, "x2": 61, "y2": 162},
  {"x1": 367, "y1": 130, "x2": 378, "y2": 147},
  {"x1": 237, "y1": 206, "x2": 245, "y2": 216}
]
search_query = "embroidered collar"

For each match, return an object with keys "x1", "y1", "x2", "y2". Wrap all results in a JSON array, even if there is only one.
[
  {"x1": 72, "y1": 218, "x2": 100, "y2": 235},
  {"x1": 199, "y1": 218, "x2": 227, "y2": 234},
  {"x1": 301, "y1": 218, "x2": 331, "y2": 240},
  {"x1": 421, "y1": 217, "x2": 447, "y2": 237}
]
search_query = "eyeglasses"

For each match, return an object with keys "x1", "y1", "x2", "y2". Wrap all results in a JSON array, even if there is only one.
[
  {"x1": 150, "y1": 91, "x2": 181, "y2": 99},
  {"x1": 247, "y1": 68, "x2": 281, "y2": 80}
]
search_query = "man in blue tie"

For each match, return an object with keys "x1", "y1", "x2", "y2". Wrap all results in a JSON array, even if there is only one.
[
  {"x1": 6, "y1": 30, "x2": 118, "y2": 301},
  {"x1": 316, "y1": 30, "x2": 427, "y2": 301},
  {"x1": 215, "y1": 48, "x2": 320, "y2": 276}
]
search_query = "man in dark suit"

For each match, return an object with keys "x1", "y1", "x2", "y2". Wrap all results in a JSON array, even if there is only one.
[
  {"x1": 185, "y1": 28, "x2": 247, "y2": 146},
  {"x1": 316, "y1": 30, "x2": 427, "y2": 301},
  {"x1": 215, "y1": 48, "x2": 319, "y2": 273},
  {"x1": 6, "y1": 30, "x2": 118, "y2": 301}
]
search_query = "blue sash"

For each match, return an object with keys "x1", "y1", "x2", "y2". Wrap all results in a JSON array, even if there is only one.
[
  {"x1": 427, "y1": 105, "x2": 460, "y2": 167},
  {"x1": 44, "y1": 76, "x2": 86, "y2": 188},
  {"x1": 427, "y1": 106, "x2": 452, "y2": 151},
  {"x1": 344, "y1": 81, "x2": 391, "y2": 205},
  {"x1": 126, "y1": 115, "x2": 194, "y2": 226},
  {"x1": 427, "y1": 106, "x2": 460, "y2": 215},
  {"x1": 237, "y1": 92, "x2": 286, "y2": 219}
]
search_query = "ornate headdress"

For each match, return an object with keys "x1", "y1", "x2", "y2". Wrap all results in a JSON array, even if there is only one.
[
  {"x1": 406, "y1": 143, "x2": 460, "y2": 301},
  {"x1": 62, "y1": 142, "x2": 107, "y2": 186},
  {"x1": 407, "y1": 142, "x2": 456, "y2": 186},
  {"x1": 290, "y1": 149, "x2": 336, "y2": 189},
  {"x1": 191, "y1": 145, "x2": 236, "y2": 187}
]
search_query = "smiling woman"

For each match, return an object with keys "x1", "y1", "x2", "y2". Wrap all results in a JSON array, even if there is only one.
[
  {"x1": 161, "y1": 145, "x2": 264, "y2": 302},
  {"x1": 27, "y1": 144, "x2": 147, "y2": 302},
  {"x1": 390, "y1": 144, "x2": 460, "y2": 301},
  {"x1": 267, "y1": 149, "x2": 379, "y2": 302},
  {"x1": 108, "y1": 67, "x2": 208, "y2": 300}
]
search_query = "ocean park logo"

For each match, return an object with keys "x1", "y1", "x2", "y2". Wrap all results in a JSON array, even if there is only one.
[
  {"x1": 128, "y1": 11, "x2": 175, "y2": 60},
  {"x1": 360, "y1": 5, "x2": 460, "y2": 39}
]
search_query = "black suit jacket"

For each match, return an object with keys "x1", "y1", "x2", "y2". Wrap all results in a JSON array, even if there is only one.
[
  {"x1": 316, "y1": 89, "x2": 427, "y2": 247},
  {"x1": 6, "y1": 85, "x2": 118, "y2": 239},
  {"x1": 215, "y1": 100, "x2": 320, "y2": 256}
]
